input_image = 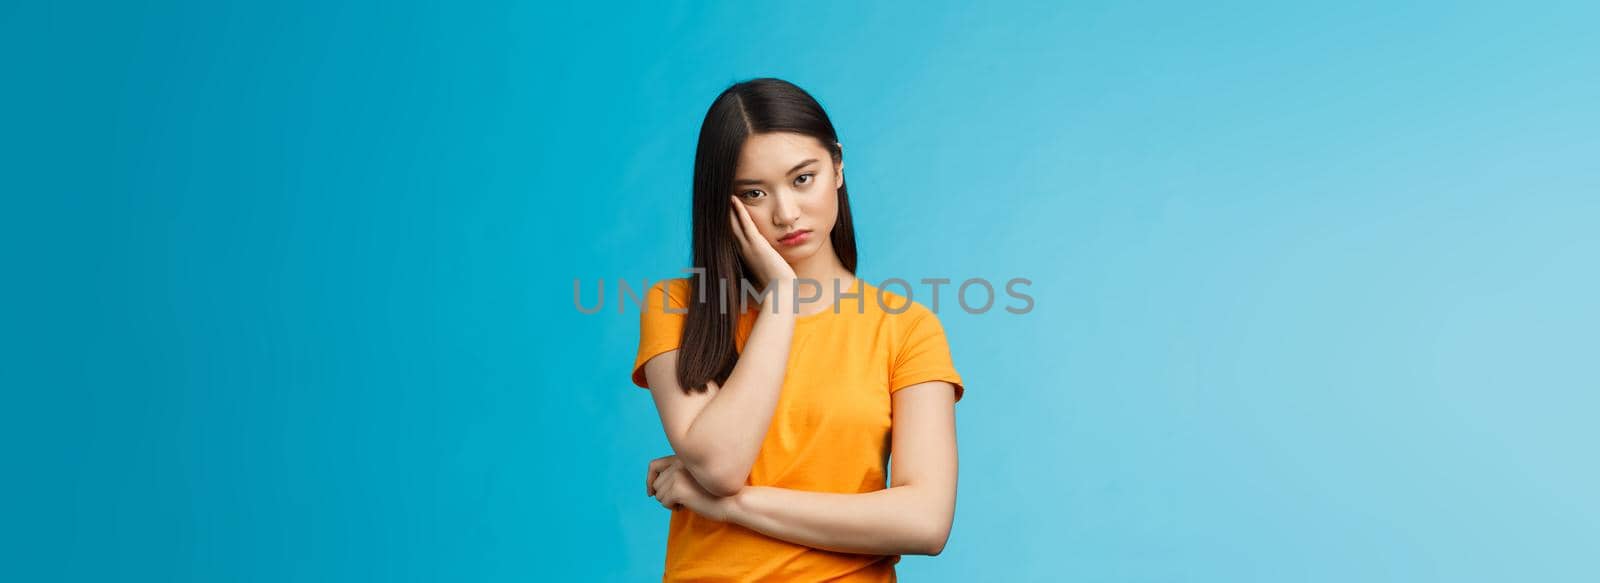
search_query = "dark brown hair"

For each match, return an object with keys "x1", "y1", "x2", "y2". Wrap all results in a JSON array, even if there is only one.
[{"x1": 677, "y1": 78, "x2": 858, "y2": 393}]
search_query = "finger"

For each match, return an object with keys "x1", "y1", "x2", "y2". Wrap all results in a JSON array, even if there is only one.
[
  {"x1": 728, "y1": 202, "x2": 749, "y2": 249},
  {"x1": 733, "y1": 200, "x2": 769, "y2": 250},
  {"x1": 646, "y1": 455, "x2": 676, "y2": 496},
  {"x1": 652, "y1": 466, "x2": 674, "y2": 497},
  {"x1": 650, "y1": 457, "x2": 683, "y2": 496},
  {"x1": 731, "y1": 196, "x2": 754, "y2": 231},
  {"x1": 646, "y1": 457, "x2": 666, "y2": 496},
  {"x1": 654, "y1": 479, "x2": 677, "y2": 509}
]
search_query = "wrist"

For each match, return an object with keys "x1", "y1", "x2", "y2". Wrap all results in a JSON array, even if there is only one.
[
  {"x1": 763, "y1": 275, "x2": 797, "y2": 296},
  {"x1": 756, "y1": 289, "x2": 800, "y2": 318},
  {"x1": 719, "y1": 486, "x2": 757, "y2": 523}
]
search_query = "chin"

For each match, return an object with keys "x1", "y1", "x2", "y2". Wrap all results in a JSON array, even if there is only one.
[{"x1": 780, "y1": 243, "x2": 818, "y2": 261}]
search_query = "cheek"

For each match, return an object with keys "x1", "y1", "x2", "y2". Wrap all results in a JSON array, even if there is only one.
[
  {"x1": 802, "y1": 193, "x2": 837, "y2": 229},
  {"x1": 747, "y1": 208, "x2": 781, "y2": 239}
]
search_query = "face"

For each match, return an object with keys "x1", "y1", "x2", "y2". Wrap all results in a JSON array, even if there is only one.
[{"x1": 730, "y1": 132, "x2": 844, "y2": 263}]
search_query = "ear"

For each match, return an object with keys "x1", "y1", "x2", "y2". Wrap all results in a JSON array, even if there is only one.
[{"x1": 833, "y1": 142, "x2": 845, "y2": 186}]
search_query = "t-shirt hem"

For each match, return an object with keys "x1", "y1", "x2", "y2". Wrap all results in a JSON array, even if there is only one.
[
  {"x1": 889, "y1": 374, "x2": 965, "y2": 403},
  {"x1": 632, "y1": 344, "x2": 680, "y2": 388}
]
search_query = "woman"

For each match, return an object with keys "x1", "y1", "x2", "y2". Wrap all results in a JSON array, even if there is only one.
[{"x1": 631, "y1": 78, "x2": 965, "y2": 582}]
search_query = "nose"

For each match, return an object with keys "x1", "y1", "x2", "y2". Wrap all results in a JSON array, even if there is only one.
[{"x1": 771, "y1": 191, "x2": 801, "y2": 228}]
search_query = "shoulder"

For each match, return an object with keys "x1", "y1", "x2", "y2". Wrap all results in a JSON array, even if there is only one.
[
  {"x1": 864, "y1": 280, "x2": 935, "y2": 317},
  {"x1": 645, "y1": 277, "x2": 694, "y2": 310},
  {"x1": 862, "y1": 280, "x2": 941, "y2": 331}
]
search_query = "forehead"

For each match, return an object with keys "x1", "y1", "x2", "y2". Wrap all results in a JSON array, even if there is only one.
[{"x1": 735, "y1": 132, "x2": 828, "y2": 177}]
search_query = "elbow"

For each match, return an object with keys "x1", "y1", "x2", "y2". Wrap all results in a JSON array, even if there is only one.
[
  {"x1": 700, "y1": 475, "x2": 746, "y2": 498},
  {"x1": 672, "y1": 439, "x2": 750, "y2": 497},
  {"x1": 914, "y1": 516, "x2": 952, "y2": 556},
  {"x1": 679, "y1": 458, "x2": 748, "y2": 497},
  {"x1": 920, "y1": 527, "x2": 951, "y2": 556}
]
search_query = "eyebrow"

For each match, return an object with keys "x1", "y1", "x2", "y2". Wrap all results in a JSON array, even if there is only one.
[{"x1": 733, "y1": 159, "x2": 819, "y2": 186}]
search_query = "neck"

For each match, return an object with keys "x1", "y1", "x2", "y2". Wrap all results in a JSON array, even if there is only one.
[{"x1": 784, "y1": 240, "x2": 855, "y2": 316}]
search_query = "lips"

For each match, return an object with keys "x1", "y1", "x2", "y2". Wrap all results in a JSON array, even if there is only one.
[{"x1": 778, "y1": 229, "x2": 813, "y2": 246}]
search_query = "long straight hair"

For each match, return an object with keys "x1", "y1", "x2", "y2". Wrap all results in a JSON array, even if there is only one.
[{"x1": 677, "y1": 78, "x2": 858, "y2": 393}]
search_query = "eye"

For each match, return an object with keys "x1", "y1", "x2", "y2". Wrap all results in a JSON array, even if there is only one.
[
  {"x1": 794, "y1": 173, "x2": 814, "y2": 186},
  {"x1": 739, "y1": 189, "x2": 766, "y2": 200}
]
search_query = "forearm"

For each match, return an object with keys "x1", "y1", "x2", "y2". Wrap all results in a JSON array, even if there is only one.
[
  {"x1": 678, "y1": 288, "x2": 795, "y2": 493},
  {"x1": 726, "y1": 484, "x2": 954, "y2": 556}
]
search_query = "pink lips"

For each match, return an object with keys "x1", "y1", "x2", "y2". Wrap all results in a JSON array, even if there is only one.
[{"x1": 778, "y1": 230, "x2": 813, "y2": 246}]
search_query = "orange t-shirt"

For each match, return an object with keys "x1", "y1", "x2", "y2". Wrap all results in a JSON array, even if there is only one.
[{"x1": 631, "y1": 277, "x2": 964, "y2": 582}]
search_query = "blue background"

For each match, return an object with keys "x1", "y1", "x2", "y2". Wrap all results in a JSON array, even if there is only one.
[{"x1": 4, "y1": 1, "x2": 1597, "y2": 581}]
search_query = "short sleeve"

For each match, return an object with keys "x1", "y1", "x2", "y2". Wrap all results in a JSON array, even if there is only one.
[
  {"x1": 889, "y1": 307, "x2": 965, "y2": 403},
  {"x1": 631, "y1": 278, "x2": 691, "y2": 389}
]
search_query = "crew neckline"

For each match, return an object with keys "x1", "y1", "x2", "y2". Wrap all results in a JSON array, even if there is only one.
[{"x1": 741, "y1": 277, "x2": 866, "y2": 325}]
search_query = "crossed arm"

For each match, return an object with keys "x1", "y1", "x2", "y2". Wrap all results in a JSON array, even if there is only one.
[{"x1": 643, "y1": 342, "x2": 959, "y2": 556}]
